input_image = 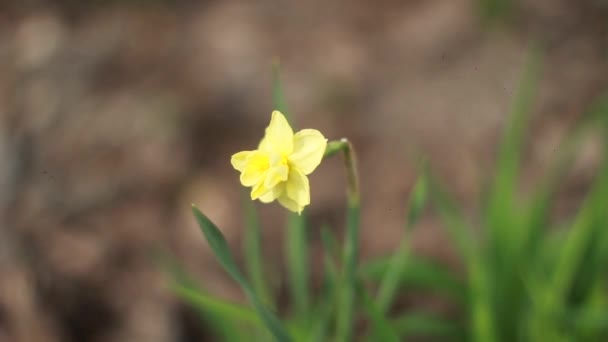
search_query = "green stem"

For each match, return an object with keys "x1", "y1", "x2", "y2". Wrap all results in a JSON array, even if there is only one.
[
  {"x1": 244, "y1": 196, "x2": 273, "y2": 308},
  {"x1": 287, "y1": 211, "x2": 309, "y2": 317},
  {"x1": 325, "y1": 139, "x2": 361, "y2": 342}
]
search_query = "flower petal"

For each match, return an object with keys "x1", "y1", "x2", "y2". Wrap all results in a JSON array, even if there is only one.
[
  {"x1": 231, "y1": 151, "x2": 253, "y2": 172},
  {"x1": 251, "y1": 181, "x2": 271, "y2": 200},
  {"x1": 259, "y1": 183, "x2": 284, "y2": 203},
  {"x1": 259, "y1": 111, "x2": 293, "y2": 155},
  {"x1": 264, "y1": 164, "x2": 288, "y2": 189},
  {"x1": 278, "y1": 192, "x2": 303, "y2": 213},
  {"x1": 285, "y1": 168, "x2": 310, "y2": 209},
  {"x1": 239, "y1": 151, "x2": 269, "y2": 186},
  {"x1": 289, "y1": 129, "x2": 327, "y2": 175}
]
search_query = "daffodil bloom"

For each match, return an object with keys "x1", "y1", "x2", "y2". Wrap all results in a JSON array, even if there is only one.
[{"x1": 231, "y1": 110, "x2": 327, "y2": 214}]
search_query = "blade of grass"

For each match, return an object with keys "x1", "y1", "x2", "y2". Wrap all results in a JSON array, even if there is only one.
[
  {"x1": 480, "y1": 47, "x2": 542, "y2": 341},
  {"x1": 573, "y1": 282, "x2": 608, "y2": 339},
  {"x1": 477, "y1": 0, "x2": 512, "y2": 25},
  {"x1": 361, "y1": 256, "x2": 466, "y2": 305},
  {"x1": 376, "y1": 173, "x2": 429, "y2": 314},
  {"x1": 357, "y1": 281, "x2": 400, "y2": 342},
  {"x1": 521, "y1": 114, "x2": 600, "y2": 261},
  {"x1": 485, "y1": 45, "x2": 542, "y2": 257},
  {"x1": 527, "y1": 152, "x2": 608, "y2": 339},
  {"x1": 272, "y1": 59, "x2": 290, "y2": 120},
  {"x1": 426, "y1": 172, "x2": 476, "y2": 262},
  {"x1": 427, "y1": 173, "x2": 496, "y2": 342},
  {"x1": 192, "y1": 205, "x2": 292, "y2": 342},
  {"x1": 172, "y1": 284, "x2": 261, "y2": 326},
  {"x1": 392, "y1": 312, "x2": 466, "y2": 340},
  {"x1": 156, "y1": 251, "x2": 246, "y2": 342},
  {"x1": 310, "y1": 226, "x2": 340, "y2": 342},
  {"x1": 551, "y1": 156, "x2": 608, "y2": 309}
]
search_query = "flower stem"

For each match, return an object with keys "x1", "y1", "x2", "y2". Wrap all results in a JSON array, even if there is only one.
[
  {"x1": 324, "y1": 138, "x2": 360, "y2": 342},
  {"x1": 324, "y1": 138, "x2": 360, "y2": 206}
]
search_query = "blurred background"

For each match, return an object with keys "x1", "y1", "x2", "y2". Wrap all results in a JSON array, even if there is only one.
[{"x1": 0, "y1": 0, "x2": 607, "y2": 341}]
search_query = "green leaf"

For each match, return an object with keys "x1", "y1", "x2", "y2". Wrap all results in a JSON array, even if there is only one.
[
  {"x1": 571, "y1": 283, "x2": 608, "y2": 340},
  {"x1": 272, "y1": 59, "x2": 291, "y2": 121},
  {"x1": 375, "y1": 239, "x2": 410, "y2": 315},
  {"x1": 357, "y1": 281, "x2": 400, "y2": 342},
  {"x1": 426, "y1": 172, "x2": 476, "y2": 262},
  {"x1": 172, "y1": 284, "x2": 261, "y2": 326},
  {"x1": 192, "y1": 206, "x2": 292, "y2": 342},
  {"x1": 477, "y1": 0, "x2": 513, "y2": 25},
  {"x1": 485, "y1": 45, "x2": 542, "y2": 258},
  {"x1": 376, "y1": 172, "x2": 430, "y2": 314},
  {"x1": 310, "y1": 226, "x2": 340, "y2": 342},
  {"x1": 407, "y1": 171, "x2": 429, "y2": 228},
  {"x1": 551, "y1": 156, "x2": 608, "y2": 308},
  {"x1": 392, "y1": 312, "x2": 465, "y2": 340},
  {"x1": 520, "y1": 115, "x2": 598, "y2": 263},
  {"x1": 156, "y1": 251, "x2": 245, "y2": 342},
  {"x1": 426, "y1": 174, "x2": 496, "y2": 342},
  {"x1": 361, "y1": 256, "x2": 466, "y2": 305}
]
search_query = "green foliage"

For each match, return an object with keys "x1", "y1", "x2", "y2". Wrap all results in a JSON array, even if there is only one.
[{"x1": 162, "y1": 55, "x2": 608, "y2": 342}]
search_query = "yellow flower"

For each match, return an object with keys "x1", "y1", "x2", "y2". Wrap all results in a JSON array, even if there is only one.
[{"x1": 231, "y1": 110, "x2": 327, "y2": 214}]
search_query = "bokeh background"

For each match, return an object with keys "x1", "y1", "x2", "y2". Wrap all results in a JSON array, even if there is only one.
[{"x1": 1, "y1": 1, "x2": 607, "y2": 341}]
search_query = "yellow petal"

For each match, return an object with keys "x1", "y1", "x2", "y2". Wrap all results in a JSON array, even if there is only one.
[
  {"x1": 264, "y1": 164, "x2": 288, "y2": 189},
  {"x1": 289, "y1": 129, "x2": 327, "y2": 175},
  {"x1": 231, "y1": 151, "x2": 253, "y2": 172},
  {"x1": 239, "y1": 151, "x2": 269, "y2": 186},
  {"x1": 251, "y1": 181, "x2": 271, "y2": 200},
  {"x1": 278, "y1": 192, "x2": 303, "y2": 213},
  {"x1": 240, "y1": 168, "x2": 264, "y2": 187},
  {"x1": 259, "y1": 183, "x2": 284, "y2": 203},
  {"x1": 259, "y1": 111, "x2": 293, "y2": 155},
  {"x1": 285, "y1": 168, "x2": 310, "y2": 208}
]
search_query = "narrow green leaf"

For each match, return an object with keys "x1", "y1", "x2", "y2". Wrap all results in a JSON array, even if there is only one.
[
  {"x1": 375, "y1": 239, "x2": 410, "y2": 315},
  {"x1": 392, "y1": 312, "x2": 465, "y2": 340},
  {"x1": 272, "y1": 59, "x2": 290, "y2": 120},
  {"x1": 551, "y1": 157, "x2": 608, "y2": 308},
  {"x1": 192, "y1": 206, "x2": 247, "y2": 284},
  {"x1": 572, "y1": 283, "x2": 608, "y2": 339},
  {"x1": 321, "y1": 224, "x2": 341, "y2": 262},
  {"x1": 426, "y1": 172, "x2": 476, "y2": 262},
  {"x1": 376, "y1": 172, "x2": 429, "y2": 314},
  {"x1": 426, "y1": 174, "x2": 496, "y2": 342},
  {"x1": 192, "y1": 206, "x2": 292, "y2": 342},
  {"x1": 521, "y1": 115, "x2": 598, "y2": 261},
  {"x1": 407, "y1": 172, "x2": 429, "y2": 228},
  {"x1": 361, "y1": 256, "x2": 467, "y2": 305},
  {"x1": 477, "y1": 0, "x2": 512, "y2": 25},
  {"x1": 172, "y1": 284, "x2": 261, "y2": 326},
  {"x1": 357, "y1": 281, "x2": 400, "y2": 342},
  {"x1": 485, "y1": 45, "x2": 542, "y2": 259},
  {"x1": 156, "y1": 251, "x2": 245, "y2": 342},
  {"x1": 310, "y1": 226, "x2": 340, "y2": 342}
]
